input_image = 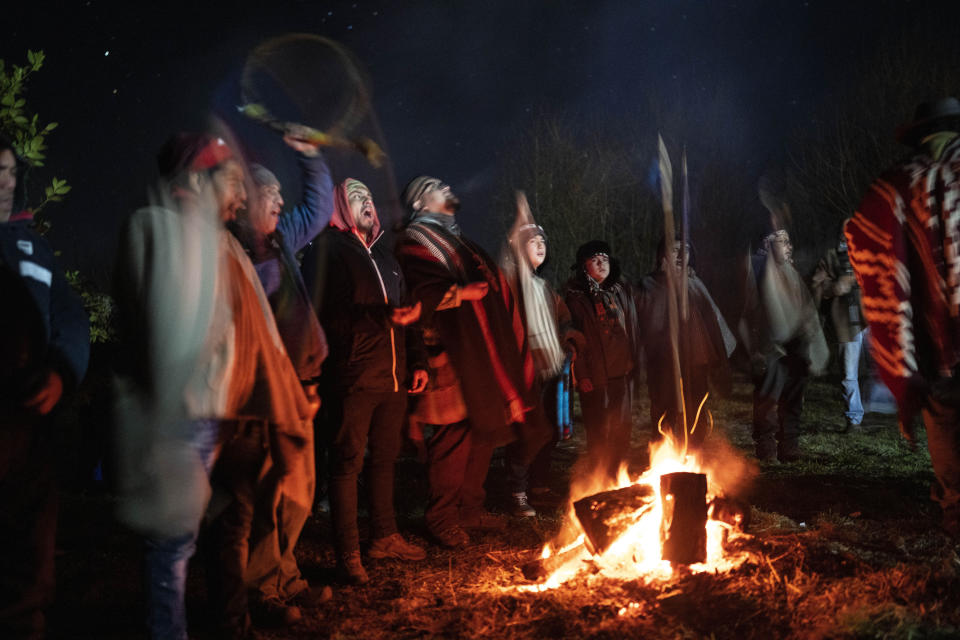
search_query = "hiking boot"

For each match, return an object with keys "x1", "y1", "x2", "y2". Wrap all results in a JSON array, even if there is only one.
[
  {"x1": 432, "y1": 526, "x2": 471, "y2": 549},
  {"x1": 368, "y1": 533, "x2": 427, "y2": 561},
  {"x1": 336, "y1": 551, "x2": 370, "y2": 585},
  {"x1": 510, "y1": 492, "x2": 537, "y2": 518},
  {"x1": 288, "y1": 584, "x2": 333, "y2": 609},
  {"x1": 249, "y1": 596, "x2": 302, "y2": 628},
  {"x1": 461, "y1": 510, "x2": 508, "y2": 531}
]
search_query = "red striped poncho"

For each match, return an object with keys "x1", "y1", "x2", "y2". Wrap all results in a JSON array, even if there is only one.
[{"x1": 845, "y1": 135, "x2": 960, "y2": 426}]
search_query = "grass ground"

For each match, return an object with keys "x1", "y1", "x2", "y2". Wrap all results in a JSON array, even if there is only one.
[{"x1": 49, "y1": 373, "x2": 960, "y2": 639}]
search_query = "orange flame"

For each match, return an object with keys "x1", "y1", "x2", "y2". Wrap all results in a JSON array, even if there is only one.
[{"x1": 517, "y1": 416, "x2": 750, "y2": 592}]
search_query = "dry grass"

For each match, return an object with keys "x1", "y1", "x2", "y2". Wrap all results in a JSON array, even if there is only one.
[{"x1": 50, "y1": 374, "x2": 960, "y2": 639}]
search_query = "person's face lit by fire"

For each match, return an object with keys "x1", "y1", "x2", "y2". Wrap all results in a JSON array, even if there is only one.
[
  {"x1": 769, "y1": 231, "x2": 793, "y2": 265},
  {"x1": 662, "y1": 240, "x2": 690, "y2": 273},
  {"x1": 584, "y1": 253, "x2": 610, "y2": 284},
  {"x1": 211, "y1": 160, "x2": 247, "y2": 223},
  {"x1": 419, "y1": 179, "x2": 460, "y2": 215},
  {"x1": 250, "y1": 182, "x2": 284, "y2": 235},
  {"x1": 348, "y1": 185, "x2": 377, "y2": 236},
  {"x1": 525, "y1": 234, "x2": 546, "y2": 269},
  {"x1": 0, "y1": 148, "x2": 17, "y2": 223}
]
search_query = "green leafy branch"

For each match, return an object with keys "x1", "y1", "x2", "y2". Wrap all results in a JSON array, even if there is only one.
[
  {"x1": 0, "y1": 50, "x2": 69, "y2": 219},
  {"x1": 64, "y1": 270, "x2": 117, "y2": 345}
]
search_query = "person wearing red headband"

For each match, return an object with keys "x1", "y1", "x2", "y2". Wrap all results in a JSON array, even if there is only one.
[{"x1": 114, "y1": 132, "x2": 316, "y2": 640}]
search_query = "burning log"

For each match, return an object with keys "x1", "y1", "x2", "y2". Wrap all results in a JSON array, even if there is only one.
[
  {"x1": 573, "y1": 484, "x2": 656, "y2": 555},
  {"x1": 660, "y1": 472, "x2": 707, "y2": 565},
  {"x1": 520, "y1": 538, "x2": 590, "y2": 581},
  {"x1": 708, "y1": 495, "x2": 751, "y2": 531}
]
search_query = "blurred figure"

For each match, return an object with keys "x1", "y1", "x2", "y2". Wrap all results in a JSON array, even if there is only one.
[
  {"x1": 810, "y1": 224, "x2": 894, "y2": 430},
  {"x1": 846, "y1": 97, "x2": 960, "y2": 537},
  {"x1": 636, "y1": 237, "x2": 735, "y2": 450},
  {"x1": 0, "y1": 136, "x2": 90, "y2": 640},
  {"x1": 500, "y1": 195, "x2": 584, "y2": 517},
  {"x1": 302, "y1": 178, "x2": 427, "y2": 585},
  {"x1": 397, "y1": 176, "x2": 536, "y2": 548},
  {"x1": 229, "y1": 132, "x2": 332, "y2": 624},
  {"x1": 565, "y1": 240, "x2": 641, "y2": 480},
  {"x1": 113, "y1": 133, "x2": 315, "y2": 640},
  {"x1": 740, "y1": 228, "x2": 828, "y2": 463}
]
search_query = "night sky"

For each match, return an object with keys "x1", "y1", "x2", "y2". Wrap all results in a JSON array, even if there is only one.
[{"x1": 4, "y1": 0, "x2": 954, "y2": 284}]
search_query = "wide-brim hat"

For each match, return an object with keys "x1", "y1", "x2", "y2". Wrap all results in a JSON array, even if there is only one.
[{"x1": 895, "y1": 97, "x2": 960, "y2": 145}]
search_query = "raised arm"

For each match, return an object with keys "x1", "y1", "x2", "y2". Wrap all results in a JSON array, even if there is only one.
[{"x1": 277, "y1": 149, "x2": 334, "y2": 252}]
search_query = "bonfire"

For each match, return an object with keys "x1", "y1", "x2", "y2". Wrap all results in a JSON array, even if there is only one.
[{"x1": 519, "y1": 409, "x2": 752, "y2": 592}]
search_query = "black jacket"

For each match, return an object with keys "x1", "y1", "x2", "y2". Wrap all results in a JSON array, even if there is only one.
[
  {"x1": 564, "y1": 261, "x2": 640, "y2": 389},
  {"x1": 302, "y1": 227, "x2": 424, "y2": 395},
  {"x1": 0, "y1": 216, "x2": 89, "y2": 402}
]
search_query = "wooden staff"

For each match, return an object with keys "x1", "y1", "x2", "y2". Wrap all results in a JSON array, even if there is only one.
[
  {"x1": 657, "y1": 135, "x2": 687, "y2": 450},
  {"x1": 680, "y1": 147, "x2": 690, "y2": 322}
]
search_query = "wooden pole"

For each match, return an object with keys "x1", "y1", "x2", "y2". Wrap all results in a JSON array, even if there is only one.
[{"x1": 657, "y1": 135, "x2": 686, "y2": 448}]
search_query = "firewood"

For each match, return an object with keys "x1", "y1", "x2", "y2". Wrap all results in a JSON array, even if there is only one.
[
  {"x1": 660, "y1": 472, "x2": 707, "y2": 565},
  {"x1": 573, "y1": 484, "x2": 656, "y2": 555}
]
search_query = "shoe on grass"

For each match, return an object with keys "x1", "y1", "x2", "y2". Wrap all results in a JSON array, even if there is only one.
[
  {"x1": 368, "y1": 533, "x2": 427, "y2": 561},
  {"x1": 510, "y1": 492, "x2": 537, "y2": 518},
  {"x1": 336, "y1": 550, "x2": 370, "y2": 585},
  {"x1": 432, "y1": 526, "x2": 471, "y2": 549}
]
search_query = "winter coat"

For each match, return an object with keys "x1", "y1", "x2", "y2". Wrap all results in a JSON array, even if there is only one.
[
  {"x1": 303, "y1": 226, "x2": 423, "y2": 395},
  {"x1": 0, "y1": 213, "x2": 89, "y2": 402},
  {"x1": 810, "y1": 247, "x2": 862, "y2": 343},
  {"x1": 564, "y1": 261, "x2": 640, "y2": 389}
]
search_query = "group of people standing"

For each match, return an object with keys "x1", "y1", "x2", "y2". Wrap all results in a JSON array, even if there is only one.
[{"x1": 5, "y1": 95, "x2": 960, "y2": 640}]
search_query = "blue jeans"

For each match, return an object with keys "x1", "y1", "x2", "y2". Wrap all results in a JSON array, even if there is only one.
[
  {"x1": 144, "y1": 419, "x2": 220, "y2": 640},
  {"x1": 839, "y1": 329, "x2": 866, "y2": 425}
]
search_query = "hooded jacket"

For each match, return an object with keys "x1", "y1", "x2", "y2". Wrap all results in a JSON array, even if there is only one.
[{"x1": 301, "y1": 180, "x2": 423, "y2": 395}]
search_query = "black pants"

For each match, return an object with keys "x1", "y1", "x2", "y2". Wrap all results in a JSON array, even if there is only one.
[
  {"x1": 0, "y1": 417, "x2": 57, "y2": 640},
  {"x1": 579, "y1": 375, "x2": 633, "y2": 480},
  {"x1": 752, "y1": 353, "x2": 808, "y2": 459},
  {"x1": 324, "y1": 391, "x2": 406, "y2": 555}
]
